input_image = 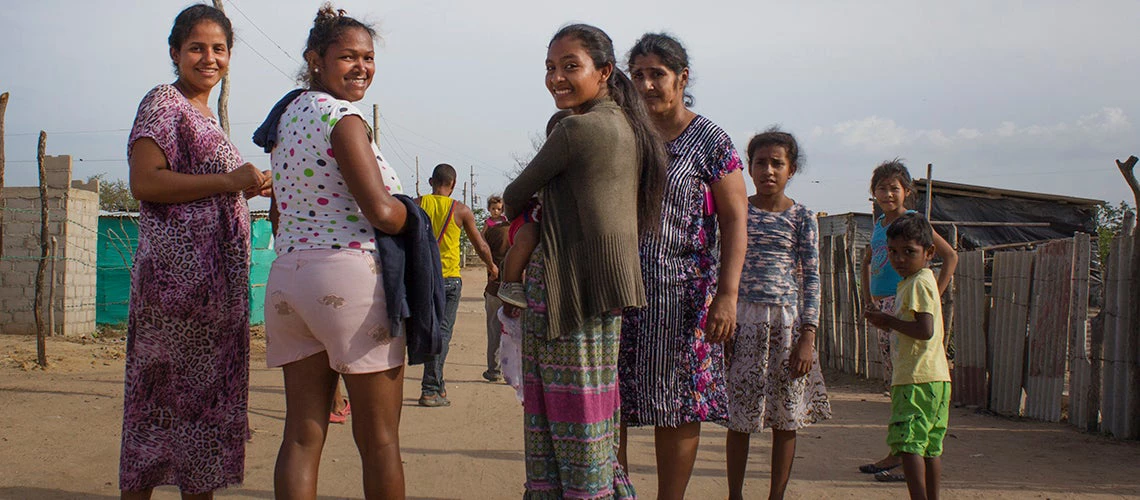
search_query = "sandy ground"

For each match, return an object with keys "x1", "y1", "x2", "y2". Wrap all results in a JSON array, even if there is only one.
[{"x1": 1, "y1": 269, "x2": 1139, "y2": 499}]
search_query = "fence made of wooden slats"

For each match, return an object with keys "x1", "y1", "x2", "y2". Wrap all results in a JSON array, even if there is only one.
[
  {"x1": 953, "y1": 250, "x2": 988, "y2": 407},
  {"x1": 1102, "y1": 234, "x2": 1136, "y2": 438}
]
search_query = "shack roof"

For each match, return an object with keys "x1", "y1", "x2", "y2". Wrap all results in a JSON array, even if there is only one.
[
  {"x1": 914, "y1": 179, "x2": 1102, "y2": 250},
  {"x1": 915, "y1": 179, "x2": 1104, "y2": 206}
]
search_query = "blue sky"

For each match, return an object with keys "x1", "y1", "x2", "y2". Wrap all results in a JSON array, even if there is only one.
[{"x1": 1, "y1": 0, "x2": 1136, "y2": 213}]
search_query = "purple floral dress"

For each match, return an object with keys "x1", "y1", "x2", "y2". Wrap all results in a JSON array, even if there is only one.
[
  {"x1": 619, "y1": 115, "x2": 743, "y2": 427},
  {"x1": 120, "y1": 85, "x2": 251, "y2": 494}
]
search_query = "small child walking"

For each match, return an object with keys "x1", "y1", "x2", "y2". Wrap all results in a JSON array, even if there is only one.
[
  {"x1": 858, "y1": 160, "x2": 958, "y2": 479},
  {"x1": 864, "y1": 213, "x2": 952, "y2": 500},
  {"x1": 724, "y1": 128, "x2": 831, "y2": 500}
]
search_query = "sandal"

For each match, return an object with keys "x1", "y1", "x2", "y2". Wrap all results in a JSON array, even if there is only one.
[
  {"x1": 329, "y1": 400, "x2": 351, "y2": 424},
  {"x1": 859, "y1": 462, "x2": 900, "y2": 474},
  {"x1": 874, "y1": 470, "x2": 906, "y2": 482}
]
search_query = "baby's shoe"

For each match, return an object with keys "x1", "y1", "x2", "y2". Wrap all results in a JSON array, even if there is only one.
[{"x1": 498, "y1": 282, "x2": 527, "y2": 308}]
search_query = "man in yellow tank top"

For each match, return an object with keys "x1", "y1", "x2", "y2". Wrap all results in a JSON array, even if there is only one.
[{"x1": 416, "y1": 164, "x2": 499, "y2": 407}]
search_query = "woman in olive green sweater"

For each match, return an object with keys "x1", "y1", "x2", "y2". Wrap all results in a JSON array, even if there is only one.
[{"x1": 502, "y1": 23, "x2": 666, "y2": 499}]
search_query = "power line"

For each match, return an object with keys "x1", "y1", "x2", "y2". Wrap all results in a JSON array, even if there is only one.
[
  {"x1": 6, "y1": 121, "x2": 262, "y2": 137},
  {"x1": 234, "y1": 33, "x2": 295, "y2": 82},
  {"x1": 225, "y1": 0, "x2": 301, "y2": 64}
]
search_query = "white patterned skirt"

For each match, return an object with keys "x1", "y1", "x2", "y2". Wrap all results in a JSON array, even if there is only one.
[{"x1": 725, "y1": 302, "x2": 832, "y2": 433}]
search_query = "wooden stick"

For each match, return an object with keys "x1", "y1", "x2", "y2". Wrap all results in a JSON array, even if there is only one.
[
  {"x1": 0, "y1": 91, "x2": 8, "y2": 259},
  {"x1": 1116, "y1": 155, "x2": 1140, "y2": 438},
  {"x1": 212, "y1": 0, "x2": 230, "y2": 136},
  {"x1": 34, "y1": 131, "x2": 48, "y2": 367},
  {"x1": 925, "y1": 163, "x2": 933, "y2": 220}
]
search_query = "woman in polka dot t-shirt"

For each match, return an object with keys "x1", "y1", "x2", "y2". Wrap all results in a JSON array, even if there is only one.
[{"x1": 263, "y1": 6, "x2": 410, "y2": 497}]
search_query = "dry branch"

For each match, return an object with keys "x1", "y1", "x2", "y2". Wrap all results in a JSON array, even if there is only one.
[
  {"x1": 1116, "y1": 155, "x2": 1140, "y2": 438},
  {"x1": 1, "y1": 91, "x2": 8, "y2": 258},
  {"x1": 34, "y1": 131, "x2": 48, "y2": 367}
]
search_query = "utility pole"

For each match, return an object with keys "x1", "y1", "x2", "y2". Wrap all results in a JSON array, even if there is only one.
[
  {"x1": 211, "y1": 0, "x2": 230, "y2": 136},
  {"x1": 462, "y1": 182, "x2": 468, "y2": 206},
  {"x1": 469, "y1": 165, "x2": 477, "y2": 207},
  {"x1": 372, "y1": 104, "x2": 380, "y2": 148},
  {"x1": 415, "y1": 156, "x2": 420, "y2": 197},
  {"x1": 0, "y1": 91, "x2": 8, "y2": 258}
]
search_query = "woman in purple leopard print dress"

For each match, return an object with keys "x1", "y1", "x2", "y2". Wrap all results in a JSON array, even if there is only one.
[{"x1": 120, "y1": 5, "x2": 269, "y2": 498}]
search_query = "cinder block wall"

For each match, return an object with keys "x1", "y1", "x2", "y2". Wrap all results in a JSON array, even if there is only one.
[{"x1": 0, "y1": 155, "x2": 99, "y2": 336}]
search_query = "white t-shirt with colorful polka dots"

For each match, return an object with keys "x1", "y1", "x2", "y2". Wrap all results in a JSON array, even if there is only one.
[{"x1": 272, "y1": 91, "x2": 405, "y2": 256}]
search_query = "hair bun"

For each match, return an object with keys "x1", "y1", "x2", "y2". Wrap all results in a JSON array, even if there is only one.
[{"x1": 314, "y1": 3, "x2": 347, "y2": 23}]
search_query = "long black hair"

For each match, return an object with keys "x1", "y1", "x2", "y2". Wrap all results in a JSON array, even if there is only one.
[{"x1": 550, "y1": 24, "x2": 667, "y2": 234}]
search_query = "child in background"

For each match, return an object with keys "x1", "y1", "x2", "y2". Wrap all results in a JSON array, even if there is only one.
[
  {"x1": 481, "y1": 196, "x2": 511, "y2": 382},
  {"x1": 864, "y1": 213, "x2": 952, "y2": 500},
  {"x1": 724, "y1": 128, "x2": 831, "y2": 500},
  {"x1": 858, "y1": 160, "x2": 958, "y2": 479},
  {"x1": 497, "y1": 110, "x2": 572, "y2": 309}
]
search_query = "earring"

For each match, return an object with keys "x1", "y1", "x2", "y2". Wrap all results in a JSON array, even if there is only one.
[{"x1": 314, "y1": 68, "x2": 320, "y2": 73}]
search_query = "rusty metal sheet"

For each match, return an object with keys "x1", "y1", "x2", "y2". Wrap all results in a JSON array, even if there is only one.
[
  {"x1": 989, "y1": 251, "x2": 1034, "y2": 416},
  {"x1": 1067, "y1": 233, "x2": 1093, "y2": 430},
  {"x1": 1024, "y1": 240, "x2": 1074, "y2": 422},
  {"x1": 953, "y1": 250, "x2": 988, "y2": 407},
  {"x1": 1102, "y1": 234, "x2": 1135, "y2": 438}
]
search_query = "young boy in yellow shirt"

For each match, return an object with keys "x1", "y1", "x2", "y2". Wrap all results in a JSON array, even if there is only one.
[{"x1": 864, "y1": 213, "x2": 951, "y2": 500}]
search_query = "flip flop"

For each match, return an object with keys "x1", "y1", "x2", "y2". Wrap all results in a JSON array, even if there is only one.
[
  {"x1": 859, "y1": 462, "x2": 901, "y2": 474},
  {"x1": 874, "y1": 470, "x2": 906, "y2": 482}
]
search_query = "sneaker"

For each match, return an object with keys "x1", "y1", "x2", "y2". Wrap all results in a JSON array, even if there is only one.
[
  {"x1": 418, "y1": 393, "x2": 451, "y2": 407},
  {"x1": 498, "y1": 282, "x2": 527, "y2": 308},
  {"x1": 482, "y1": 369, "x2": 503, "y2": 382}
]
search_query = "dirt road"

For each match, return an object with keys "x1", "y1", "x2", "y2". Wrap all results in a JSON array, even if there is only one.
[{"x1": 1, "y1": 269, "x2": 1138, "y2": 499}]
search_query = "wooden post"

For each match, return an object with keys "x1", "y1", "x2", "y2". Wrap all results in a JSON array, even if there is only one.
[
  {"x1": 925, "y1": 163, "x2": 933, "y2": 220},
  {"x1": 1115, "y1": 155, "x2": 1140, "y2": 438},
  {"x1": 48, "y1": 236, "x2": 57, "y2": 336},
  {"x1": 34, "y1": 131, "x2": 48, "y2": 367},
  {"x1": 945, "y1": 225, "x2": 958, "y2": 351},
  {"x1": 372, "y1": 104, "x2": 380, "y2": 148},
  {"x1": 212, "y1": 0, "x2": 230, "y2": 136},
  {"x1": 415, "y1": 156, "x2": 420, "y2": 197},
  {"x1": 0, "y1": 91, "x2": 8, "y2": 258}
]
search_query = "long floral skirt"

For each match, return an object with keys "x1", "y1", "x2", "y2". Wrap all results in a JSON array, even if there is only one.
[
  {"x1": 521, "y1": 248, "x2": 635, "y2": 500},
  {"x1": 725, "y1": 302, "x2": 831, "y2": 433}
]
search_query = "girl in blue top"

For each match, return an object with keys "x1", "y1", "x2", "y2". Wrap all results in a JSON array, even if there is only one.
[{"x1": 858, "y1": 159, "x2": 958, "y2": 479}]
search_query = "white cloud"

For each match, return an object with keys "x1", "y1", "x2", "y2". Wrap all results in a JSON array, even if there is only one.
[{"x1": 817, "y1": 107, "x2": 1132, "y2": 152}]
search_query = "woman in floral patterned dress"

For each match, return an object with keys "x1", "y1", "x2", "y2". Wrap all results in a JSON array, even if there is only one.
[{"x1": 120, "y1": 5, "x2": 268, "y2": 498}]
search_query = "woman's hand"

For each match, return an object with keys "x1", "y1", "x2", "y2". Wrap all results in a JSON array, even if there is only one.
[
  {"x1": 227, "y1": 163, "x2": 264, "y2": 193},
  {"x1": 243, "y1": 169, "x2": 273, "y2": 199},
  {"x1": 790, "y1": 328, "x2": 816, "y2": 377},
  {"x1": 704, "y1": 292, "x2": 737, "y2": 344}
]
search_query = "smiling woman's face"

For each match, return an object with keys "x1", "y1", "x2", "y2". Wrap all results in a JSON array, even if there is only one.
[
  {"x1": 170, "y1": 20, "x2": 230, "y2": 94},
  {"x1": 545, "y1": 36, "x2": 610, "y2": 113},
  {"x1": 310, "y1": 27, "x2": 375, "y2": 102}
]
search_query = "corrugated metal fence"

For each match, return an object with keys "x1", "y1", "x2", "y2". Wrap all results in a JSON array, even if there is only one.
[{"x1": 819, "y1": 230, "x2": 1140, "y2": 437}]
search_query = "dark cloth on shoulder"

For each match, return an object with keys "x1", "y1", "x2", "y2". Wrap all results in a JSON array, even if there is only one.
[
  {"x1": 375, "y1": 194, "x2": 445, "y2": 365},
  {"x1": 252, "y1": 89, "x2": 305, "y2": 153}
]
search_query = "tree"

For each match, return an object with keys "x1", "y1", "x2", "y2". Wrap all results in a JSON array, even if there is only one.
[
  {"x1": 89, "y1": 174, "x2": 139, "y2": 212},
  {"x1": 1095, "y1": 200, "x2": 1134, "y2": 263}
]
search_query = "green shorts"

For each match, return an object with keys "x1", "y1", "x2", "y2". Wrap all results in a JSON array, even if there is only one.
[{"x1": 887, "y1": 381, "x2": 951, "y2": 457}]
